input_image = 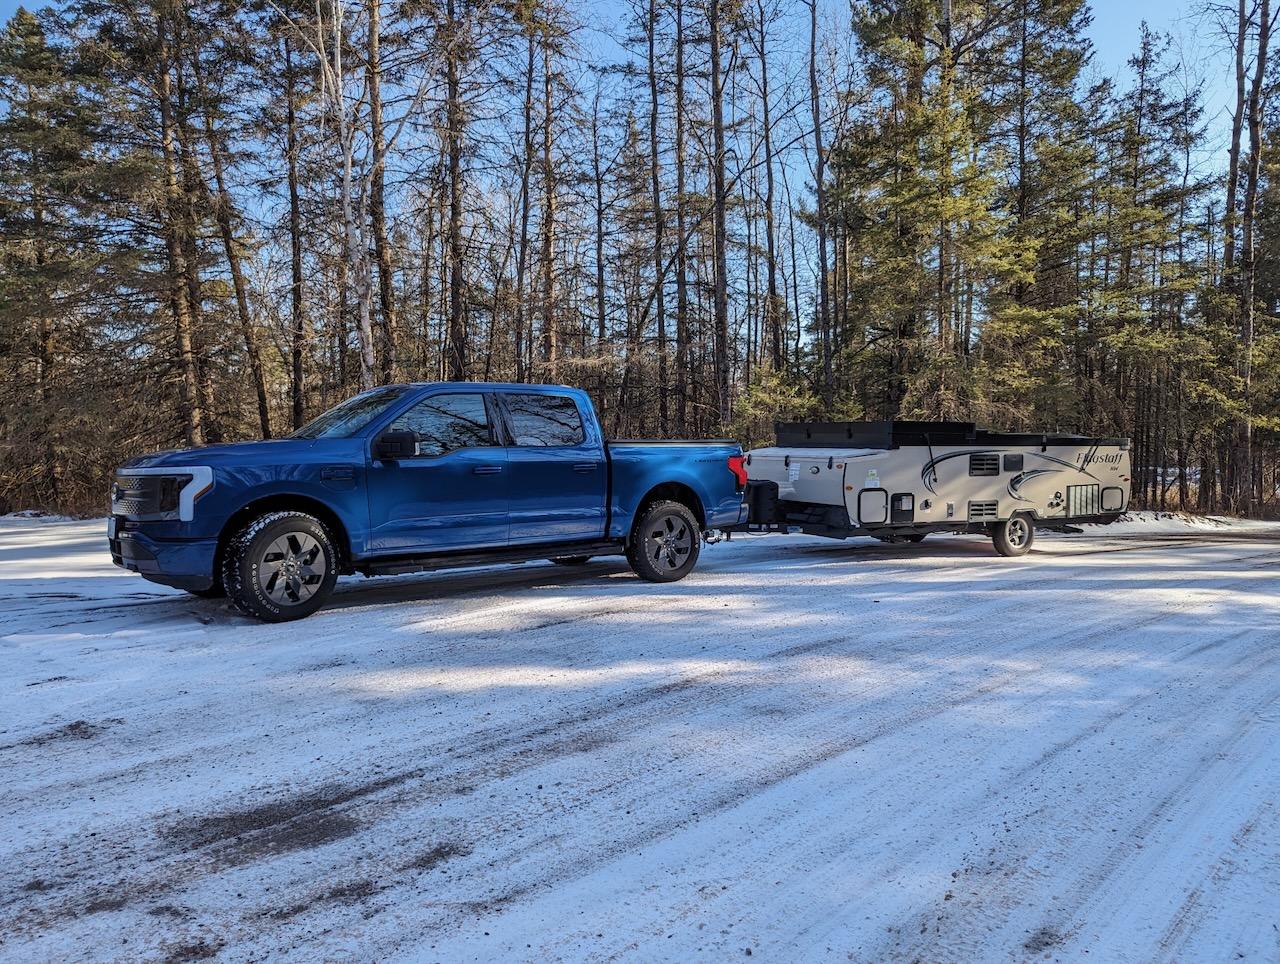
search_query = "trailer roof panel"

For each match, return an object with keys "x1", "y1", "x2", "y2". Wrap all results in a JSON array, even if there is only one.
[{"x1": 774, "y1": 421, "x2": 1129, "y2": 449}]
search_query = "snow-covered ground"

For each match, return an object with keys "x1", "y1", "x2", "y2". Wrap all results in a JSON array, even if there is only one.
[{"x1": 2, "y1": 515, "x2": 1279, "y2": 962}]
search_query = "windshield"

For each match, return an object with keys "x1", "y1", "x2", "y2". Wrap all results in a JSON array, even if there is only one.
[{"x1": 290, "y1": 386, "x2": 411, "y2": 439}]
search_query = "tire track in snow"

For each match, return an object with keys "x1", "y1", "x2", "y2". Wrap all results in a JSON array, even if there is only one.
[{"x1": 874, "y1": 634, "x2": 1280, "y2": 962}]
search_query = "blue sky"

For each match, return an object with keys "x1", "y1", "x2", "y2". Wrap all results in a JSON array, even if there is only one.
[{"x1": 0, "y1": 0, "x2": 1234, "y2": 150}]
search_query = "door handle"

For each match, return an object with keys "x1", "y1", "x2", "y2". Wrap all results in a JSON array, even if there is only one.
[
  {"x1": 573, "y1": 463, "x2": 599, "y2": 473},
  {"x1": 473, "y1": 465, "x2": 504, "y2": 475}
]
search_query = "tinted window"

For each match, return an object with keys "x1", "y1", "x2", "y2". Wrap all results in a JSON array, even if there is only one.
[
  {"x1": 291, "y1": 386, "x2": 410, "y2": 439},
  {"x1": 390, "y1": 393, "x2": 493, "y2": 457},
  {"x1": 502, "y1": 393, "x2": 585, "y2": 446}
]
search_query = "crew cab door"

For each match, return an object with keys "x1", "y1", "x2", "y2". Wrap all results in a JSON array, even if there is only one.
[
  {"x1": 365, "y1": 391, "x2": 508, "y2": 553},
  {"x1": 497, "y1": 391, "x2": 607, "y2": 545}
]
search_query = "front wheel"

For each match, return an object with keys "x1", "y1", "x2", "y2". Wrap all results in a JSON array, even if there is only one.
[
  {"x1": 992, "y1": 514, "x2": 1034, "y2": 557},
  {"x1": 222, "y1": 511, "x2": 339, "y2": 622},
  {"x1": 626, "y1": 500, "x2": 702, "y2": 582}
]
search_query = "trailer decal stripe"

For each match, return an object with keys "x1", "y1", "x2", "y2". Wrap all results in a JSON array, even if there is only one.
[
  {"x1": 1008, "y1": 469, "x2": 1061, "y2": 501},
  {"x1": 919, "y1": 450, "x2": 1002, "y2": 494}
]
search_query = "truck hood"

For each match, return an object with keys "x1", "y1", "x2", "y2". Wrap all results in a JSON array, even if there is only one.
[{"x1": 122, "y1": 438, "x2": 343, "y2": 470}]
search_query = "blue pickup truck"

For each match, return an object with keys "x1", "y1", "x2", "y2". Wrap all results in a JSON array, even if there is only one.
[{"x1": 108, "y1": 383, "x2": 748, "y2": 621}]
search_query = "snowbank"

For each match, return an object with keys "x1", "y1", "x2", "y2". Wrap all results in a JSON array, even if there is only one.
[{"x1": 1085, "y1": 510, "x2": 1276, "y2": 534}]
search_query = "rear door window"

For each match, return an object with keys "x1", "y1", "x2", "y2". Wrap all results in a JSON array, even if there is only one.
[
  {"x1": 389, "y1": 393, "x2": 494, "y2": 457},
  {"x1": 501, "y1": 393, "x2": 586, "y2": 447}
]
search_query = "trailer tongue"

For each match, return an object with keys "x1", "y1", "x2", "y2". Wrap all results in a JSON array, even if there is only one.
[{"x1": 738, "y1": 421, "x2": 1130, "y2": 556}]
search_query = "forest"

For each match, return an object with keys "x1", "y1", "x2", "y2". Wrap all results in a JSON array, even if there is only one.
[{"x1": 1, "y1": 0, "x2": 1278, "y2": 516}]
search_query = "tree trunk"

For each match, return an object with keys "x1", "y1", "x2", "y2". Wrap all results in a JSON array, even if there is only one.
[
  {"x1": 446, "y1": 0, "x2": 467, "y2": 381},
  {"x1": 756, "y1": 0, "x2": 782, "y2": 370},
  {"x1": 591, "y1": 89, "x2": 607, "y2": 346},
  {"x1": 673, "y1": 0, "x2": 690, "y2": 431},
  {"x1": 808, "y1": 0, "x2": 832, "y2": 407},
  {"x1": 195, "y1": 54, "x2": 271, "y2": 439},
  {"x1": 1225, "y1": 0, "x2": 1248, "y2": 275},
  {"x1": 156, "y1": 5, "x2": 204, "y2": 446},
  {"x1": 1238, "y1": 0, "x2": 1271, "y2": 514},
  {"x1": 514, "y1": 26, "x2": 536, "y2": 382},
  {"x1": 368, "y1": 0, "x2": 398, "y2": 384},
  {"x1": 285, "y1": 38, "x2": 310, "y2": 422},
  {"x1": 540, "y1": 30, "x2": 558, "y2": 378},
  {"x1": 647, "y1": 0, "x2": 668, "y2": 431},
  {"x1": 709, "y1": 0, "x2": 730, "y2": 425}
]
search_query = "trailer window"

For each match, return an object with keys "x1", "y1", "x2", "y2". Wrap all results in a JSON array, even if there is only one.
[
  {"x1": 1003, "y1": 454, "x2": 1024, "y2": 473},
  {"x1": 969, "y1": 453, "x2": 999, "y2": 476}
]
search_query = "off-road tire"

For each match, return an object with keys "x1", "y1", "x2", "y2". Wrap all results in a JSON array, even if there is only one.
[
  {"x1": 992, "y1": 513, "x2": 1034, "y2": 557},
  {"x1": 549, "y1": 556, "x2": 592, "y2": 566},
  {"x1": 221, "y1": 511, "x2": 339, "y2": 622},
  {"x1": 626, "y1": 500, "x2": 701, "y2": 583}
]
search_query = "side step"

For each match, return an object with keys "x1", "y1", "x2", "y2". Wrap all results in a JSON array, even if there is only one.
[{"x1": 359, "y1": 541, "x2": 624, "y2": 577}]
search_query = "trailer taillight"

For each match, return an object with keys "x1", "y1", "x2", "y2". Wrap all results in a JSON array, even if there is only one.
[{"x1": 728, "y1": 455, "x2": 748, "y2": 489}]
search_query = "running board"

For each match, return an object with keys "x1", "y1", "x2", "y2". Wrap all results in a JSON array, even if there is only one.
[{"x1": 358, "y1": 541, "x2": 624, "y2": 577}]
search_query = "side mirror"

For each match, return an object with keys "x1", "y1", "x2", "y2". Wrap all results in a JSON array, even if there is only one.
[{"x1": 374, "y1": 429, "x2": 419, "y2": 461}]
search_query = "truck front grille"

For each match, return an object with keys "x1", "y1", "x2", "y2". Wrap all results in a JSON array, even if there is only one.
[{"x1": 111, "y1": 474, "x2": 189, "y2": 518}]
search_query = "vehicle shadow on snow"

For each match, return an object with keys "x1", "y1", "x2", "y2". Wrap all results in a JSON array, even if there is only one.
[
  {"x1": 167, "y1": 531, "x2": 1280, "y2": 627},
  {"x1": 310, "y1": 535, "x2": 1011, "y2": 615}
]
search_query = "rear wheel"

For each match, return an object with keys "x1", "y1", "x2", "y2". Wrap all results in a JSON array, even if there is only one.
[
  {"x1": 992, "y1": 513, "x2": 1034, "y2": 557},
  {"x1": 626, "y1": 500, "x2": 701, "y2": 582},
  {"x1": 549, "y1": 555, "x2": 592, "y2": 566},
  {"x1": 222, "y1": 511, "x2": 339, "y2": 622}
]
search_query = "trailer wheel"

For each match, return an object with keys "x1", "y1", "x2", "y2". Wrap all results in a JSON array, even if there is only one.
[
  {"x1": 992, "y1": 514, "x2": 1034, "y2": 557},
  {"x1": 626, "y1": 500, "x2": 701, "y2": 582}
]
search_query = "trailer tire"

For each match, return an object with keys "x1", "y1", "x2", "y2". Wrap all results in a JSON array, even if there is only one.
[
  {"x1": 992, "y1": 513, "x2": 1034, "y2": 557},
  {"x1": 626, "y1": 500, "x2": 701, "y2": 582},
  {"x1": 222, "y1": 511, "x2": 339, "y2": 622}
]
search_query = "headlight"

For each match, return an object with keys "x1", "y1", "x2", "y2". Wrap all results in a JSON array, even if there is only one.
[{"x1": 156, "y1": 474, "x2": 192, "y2": 514}]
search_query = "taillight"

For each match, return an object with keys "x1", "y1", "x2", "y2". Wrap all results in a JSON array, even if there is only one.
[{"x1": 727, "y1": 454, "x2": 748, "y2": 489}]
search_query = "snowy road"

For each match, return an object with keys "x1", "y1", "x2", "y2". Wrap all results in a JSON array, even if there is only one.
[{"x1": 2, "y1": 516, "x2": 1279, "y2": 962}]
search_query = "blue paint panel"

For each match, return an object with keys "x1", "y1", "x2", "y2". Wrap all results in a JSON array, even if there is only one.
[
  {"x1": 606, "y1": 441, "x2": 746, "y2": 537},
  {"x1": 366, "y1": 448, "x2": 510, "y2": 551},
  {"x1": 504, "y1": 392, "x2": 607, "y2": 544}
]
